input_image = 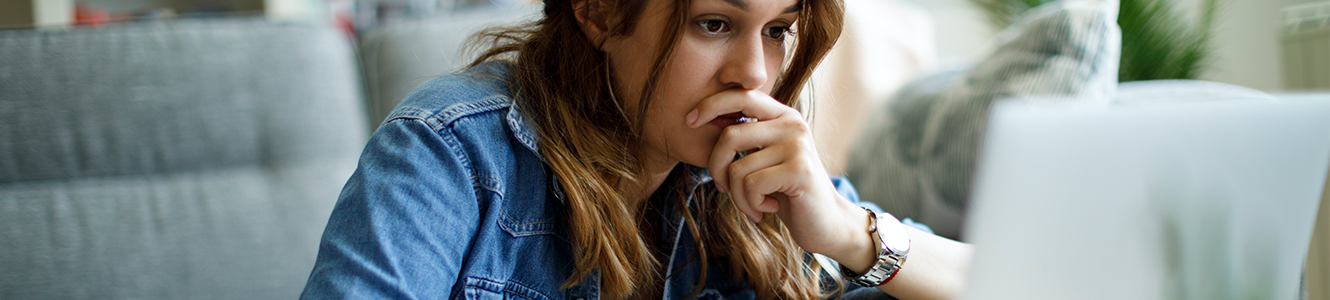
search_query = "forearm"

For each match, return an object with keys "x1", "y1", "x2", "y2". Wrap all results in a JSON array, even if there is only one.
[
  {"x1": 824, "y1": 203, "x2": 975, "y2": 300},
  {"x1": 875, "y1": 226, "x2": 975, "y2": 300}
]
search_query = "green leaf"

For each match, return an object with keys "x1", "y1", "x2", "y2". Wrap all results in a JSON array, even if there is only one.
[{"x1": 970, "y1": 0, "x2": 1219, "y2": 81}]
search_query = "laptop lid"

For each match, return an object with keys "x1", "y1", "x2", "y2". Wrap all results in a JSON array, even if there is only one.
[{"x1": 960, "y1": 96, "x2": 1330, "y2": 300}]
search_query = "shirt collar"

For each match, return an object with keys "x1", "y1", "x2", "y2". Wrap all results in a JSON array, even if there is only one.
[
  {"x1": 477, "y1": 60, "x2": 539, "y2": 159},
  {"x1": 505, "y1": 100, "x2": 542, "y2": 158}
]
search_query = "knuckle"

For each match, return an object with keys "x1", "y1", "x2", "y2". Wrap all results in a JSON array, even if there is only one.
[
  {"x1": 721, "y1": 125, "x2": 743, "y2": 141},
  {"x1": 728, "y1": 163, "x2": 745, "y2": 182},
  {"x1": 786, "y1": 119, "x2": 810, "y2": 135},
  {"x1": 786, "y1": 107, "x2": 805, "y2": 120},
  {"x1": 774, "y1": 113, "x2": 808, "y2": 133},
  {"x1": 798, "y1": 161, "x2": 817, "y2": 176},
  {"x1": 743, "y1": 175, "x2": 760, "y2": 190},
  {"x1": 787, "y1": 188, "x2": 806, "y2": 199}
]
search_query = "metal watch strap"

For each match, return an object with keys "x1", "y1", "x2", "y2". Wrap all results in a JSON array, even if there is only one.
[{"x1": 840, "y1": 207, "x2": 910, "y2": 287}]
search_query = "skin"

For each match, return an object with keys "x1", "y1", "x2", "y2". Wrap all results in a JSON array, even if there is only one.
[{"x1": 574, "y1": 0, "x2": 976, "y2": 299}]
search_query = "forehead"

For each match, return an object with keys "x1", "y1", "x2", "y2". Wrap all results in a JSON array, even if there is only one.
[{"x1": 714, "y1": 0, "x2": 802, "y2": 13}]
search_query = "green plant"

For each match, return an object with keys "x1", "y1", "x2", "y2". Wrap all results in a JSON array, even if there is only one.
[{"x1": 969, "y1": 0, "x2": 1220, "y2": 82}]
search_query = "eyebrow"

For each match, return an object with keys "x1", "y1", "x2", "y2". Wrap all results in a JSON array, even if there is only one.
[{"x1": 721, "y1": 0, "x2": 803, "y2": 13}]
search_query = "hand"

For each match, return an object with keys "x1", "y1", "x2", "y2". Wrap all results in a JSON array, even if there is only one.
[{"x1": 685, "y1": 89, "x2": 870, "y2": 258}]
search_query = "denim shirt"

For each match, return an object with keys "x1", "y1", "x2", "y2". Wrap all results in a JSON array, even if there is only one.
[{"x1": 300, "y1": 61, "x2": 904, "y2": 300}]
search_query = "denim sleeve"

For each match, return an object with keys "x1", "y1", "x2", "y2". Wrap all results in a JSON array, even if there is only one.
[
  {"x1": 301, "y1": 119, "x2": 480, "y2": 299},
  {"x1": 831, "y1": 177, "x2": 932, "y2": 234}
]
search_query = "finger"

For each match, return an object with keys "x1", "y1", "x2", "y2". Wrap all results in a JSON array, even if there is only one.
[
  {"x1": 745, "y1": 178, "x2": 782, "y2": 216},
  {"x1": 725, "y1": 180, "x2": 762, "y2": 222},
  {"x1": 724, "y1": 143, "x2": 786, "y2": 188},
  {"x1": 707, "y1": 121, "x2": 784, "y2": 193},
  {"x1": 723, "y1": 143, "x2": 788, "y2": 214},
  {"x1": 686, "y1": 89, "x2": 793, "y2": 128},
  {"x1": 742, "y1": 163, "x2": 810, "y2": 215},
  {"x1": 720, "y1": 143, "x2": 769, "y2": 223},
  {"x1": 726, "y1": 144, "x2": 794, "y2": 222},
  {"x1": 723, "y1": 146, "x2": 763, "y2": 222},
  {"x1": 708, "y1": 113, "x2": 809, "y2": 194}
]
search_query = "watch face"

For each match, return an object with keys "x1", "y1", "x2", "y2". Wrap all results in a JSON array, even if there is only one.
[{"x1": 877, "y1": 214, "x2": 911, "y2": 254}]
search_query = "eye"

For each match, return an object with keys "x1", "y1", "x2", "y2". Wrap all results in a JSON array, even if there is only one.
[
  {"x1": 698, "y1": 19, "x2": 730, "y2": 35},
  {"x1": 764, "y1": 26, "x2": 793, "y2": 40}
]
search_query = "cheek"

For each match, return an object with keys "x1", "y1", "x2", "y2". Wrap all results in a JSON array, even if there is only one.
[
  {"x1": 612, "y1": 51, "x2": 655, "y2": 111},
  {"x1": 763, "y1": 45, "x2": 785, "y2": 94},
  {"x1": 645, "y1": 44, "x2": 728, "y2": 164},
  {"x1": 651, "y1": 44, "x2": 720, "y2": 118}
]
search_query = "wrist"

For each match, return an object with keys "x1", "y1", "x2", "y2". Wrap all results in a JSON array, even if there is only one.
[
  {"x1": 824, "y1": 203, "x2": 877, "y2": 274},
  {"x1": 837, "y1": 207, "x2": 912, "y2": 287}
]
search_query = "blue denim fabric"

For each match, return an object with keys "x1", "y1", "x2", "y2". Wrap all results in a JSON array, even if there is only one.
[{"x1": 300, "y1": 62, "x2": 905, "y2": 300}]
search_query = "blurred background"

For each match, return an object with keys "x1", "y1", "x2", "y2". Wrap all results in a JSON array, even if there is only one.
[
  {"x1": 0, "y1": 0, "x2": 1326, "y2": 299},
  {"x1": 3, "y1": 0, "x2": 1327, "y2": 92}
]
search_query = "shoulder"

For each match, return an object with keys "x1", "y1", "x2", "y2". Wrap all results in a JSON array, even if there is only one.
[
  {"x1": 384, "y1": 61, "x2": 518, "y2": 133},
  {"x1": 368, "y1": 61, "x2": 546, "y2": 200}
]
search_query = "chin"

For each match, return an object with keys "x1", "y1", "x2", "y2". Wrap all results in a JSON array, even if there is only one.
[
  {"x1": 676, "y1": 140, "x2": 718, "y2": 170},
  {"x1": 659, "y1": 127, "x2": 722, "y2": 171}
]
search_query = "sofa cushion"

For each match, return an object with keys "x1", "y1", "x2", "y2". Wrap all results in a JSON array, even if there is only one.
[
  {"x1": 809, "y1": 0, "x2": 936, "y2": 175},
  {"x1": 359, "y1": 6, "x2": 539, "y2": 127},
  {"x1": 0, "y1": 18, "x2": 367, "y2": 299},
  {"x1": 845, "y1": 0, "x2": 1121, "y2": 239},
  {"x1": 1114, "y1": 79, "x2": 1277, "y2": 104}
]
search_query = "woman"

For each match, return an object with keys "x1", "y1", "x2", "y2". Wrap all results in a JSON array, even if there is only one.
[{"x1": 301, "y1": 0, "x2": 973, "y2": 298}]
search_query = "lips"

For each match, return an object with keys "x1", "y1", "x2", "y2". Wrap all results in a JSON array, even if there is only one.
[{"x1": 709, "y1": 112, "x2": 750, "y2": 129}]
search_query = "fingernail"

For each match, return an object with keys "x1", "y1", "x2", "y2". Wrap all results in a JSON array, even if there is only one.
[
  {"x1": 685, "y1": 109, "x2": 699, "y2": 127},
  {"x1": 717, "y1": 182, "x2": 728, "y2": 193}
]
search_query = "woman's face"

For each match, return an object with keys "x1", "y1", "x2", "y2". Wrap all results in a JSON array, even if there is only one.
[{"x1": 603, "y1": 0, "x2": 801, "y2": 173}]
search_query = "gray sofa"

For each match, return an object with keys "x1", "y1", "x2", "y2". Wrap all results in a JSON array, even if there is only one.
[
  {"x1": 0, "y1": 9, "x2": 542, "y2": 297},
  {"x1": 0, "y1": 19, "x2": 368, "y2": 299}
]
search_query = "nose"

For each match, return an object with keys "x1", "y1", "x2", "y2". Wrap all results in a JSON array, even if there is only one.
[{"x1": 718, "y1": 33, "x2": 768, "y2": 90}]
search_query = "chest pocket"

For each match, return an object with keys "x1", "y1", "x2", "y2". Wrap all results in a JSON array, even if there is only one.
[
  {"x1": 498, "y1": 209, "x2": 560, "y2": 238},
  {"x1": 461, "y1": 277, "x2": 552, "y2": 300},
  {"x1": 495, "y1": 167, "x2": 564, "y2": 239}
]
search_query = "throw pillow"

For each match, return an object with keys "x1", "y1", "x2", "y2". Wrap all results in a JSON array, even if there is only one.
[{"x1": 844, "y1": 0, "x2": 1122, "y2": 239}]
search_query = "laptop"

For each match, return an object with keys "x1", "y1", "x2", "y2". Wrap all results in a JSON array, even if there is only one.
[{"x1": 959, "y1": 95, "x2": 1330, "y2": 300}]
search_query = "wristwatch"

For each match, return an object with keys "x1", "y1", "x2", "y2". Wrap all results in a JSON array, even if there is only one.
[{"x1": 840, "y1": 207, "x2": 911, "y2": 287}]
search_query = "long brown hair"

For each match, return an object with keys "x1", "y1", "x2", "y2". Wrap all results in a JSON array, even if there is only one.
[{"x1": 467, "y1": 0, "x2": 843, "y2": 298}]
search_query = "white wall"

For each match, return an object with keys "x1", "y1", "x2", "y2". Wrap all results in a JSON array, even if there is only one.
[
  {"x1": 35, "y1": 0, "x2": 73, "y2": 27},
  {"x1": 899, "y1": 0, "x2": 996, "y2": 67},
  {"x1": 903, "y1": 0, "x2": 1326, "y2": 92},
  {"x1": 1197, "y1": 0, "x2": 1323, "y2": 91}
]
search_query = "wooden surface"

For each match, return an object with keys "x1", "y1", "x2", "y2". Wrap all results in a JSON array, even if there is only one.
[{"x1": 0, "y1": 1, "x2": 33, "y2": 26}]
